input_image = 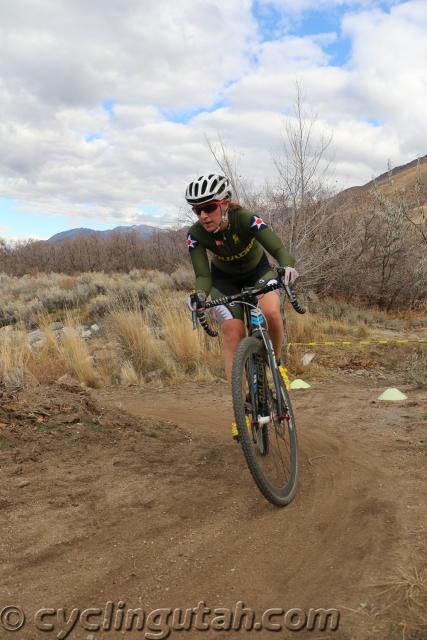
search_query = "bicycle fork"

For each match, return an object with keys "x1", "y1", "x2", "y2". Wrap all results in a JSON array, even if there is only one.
[{"x1": 252, "y1": 330, "x2": 289, "y2": 424}]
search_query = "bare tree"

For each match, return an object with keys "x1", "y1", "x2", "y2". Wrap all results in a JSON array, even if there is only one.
[
  {"x1": 331, "y1": 173, "x2": 426, "y2": 309},
  {"x1": 205, "y1": 135, "x2": 256, "y2": 207},
  {"x1": 395, "y1": 158, "x2": 427, "y2": 247},
  {"x1": 202, "y1": 84, "x2": 357, "y2": 292},
  {"x1": 269, "y1": 81, "x2": 362, "y2": 291},
  {"x1": 273, "y1": 80, "x2": 334, "y2": 256}
]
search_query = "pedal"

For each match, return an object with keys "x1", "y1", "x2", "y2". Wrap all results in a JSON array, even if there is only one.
[
  {"x1": 231, "y1": 421, "x2": 239, "y2": 440},
  {"x1": 278, "y1": 364, "x2": 291, "y2": 391},
  {"x1": 231, "y1": 415, "x2": 251, "y2": 441}
]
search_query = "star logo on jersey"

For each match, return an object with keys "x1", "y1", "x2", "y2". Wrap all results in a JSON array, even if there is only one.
[
  {"x1": 250, "y1": 215, "x2": 268, "y2": 231},
  {"x1": 186, "y1": 234, "x2": 198, "y2": 251}
]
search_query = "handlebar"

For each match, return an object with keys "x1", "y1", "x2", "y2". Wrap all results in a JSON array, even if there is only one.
[{"x1": 191, "y1": 277, "x2": 306, "y2": 338}]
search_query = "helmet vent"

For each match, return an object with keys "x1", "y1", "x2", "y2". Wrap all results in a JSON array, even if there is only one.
[{"x1": 185, "y1": 173, "x2": 232, "y2": 205}]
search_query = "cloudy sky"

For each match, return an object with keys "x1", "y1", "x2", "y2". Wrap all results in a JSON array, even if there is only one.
[{"x1": 1, "y1": 0, "x2": 426, "y2": 239}]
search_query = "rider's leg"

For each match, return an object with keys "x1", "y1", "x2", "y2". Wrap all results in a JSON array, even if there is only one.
[
  {"x1": 259, "y1": 291, "x2": 284, "y2": 358},
  {"x1": 220, "y1": 318, "x2": 246, "y2": 383}
]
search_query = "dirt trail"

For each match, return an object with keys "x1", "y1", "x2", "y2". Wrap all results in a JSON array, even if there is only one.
[{"x1": 0, "y1": 377, "x2": 426, "y2": 639}]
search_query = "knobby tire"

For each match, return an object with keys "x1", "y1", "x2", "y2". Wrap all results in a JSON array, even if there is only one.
[{"x1": 231, "y1": 336, "x2": 298, "y2": 507}]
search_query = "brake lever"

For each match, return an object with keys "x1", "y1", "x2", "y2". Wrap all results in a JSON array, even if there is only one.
[
  {"x1": 192, "y1": 309, "x2": 198, "y2": 329},
  {"x1": 283, "y1": 284, "x2": 306, "y2": 314}
]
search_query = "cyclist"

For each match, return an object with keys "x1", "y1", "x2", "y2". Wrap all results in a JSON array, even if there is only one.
[{"x1": 186, "y1": 174, "x2": 299, "y2": 384}]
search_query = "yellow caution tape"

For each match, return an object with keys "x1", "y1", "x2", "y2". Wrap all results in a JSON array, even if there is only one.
[{"x1": 286, "y1": 338, "x2": 427, "y2": 352}]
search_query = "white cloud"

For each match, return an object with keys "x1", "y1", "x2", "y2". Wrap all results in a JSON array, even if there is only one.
[
  {"x1": 219, "y1": 1, "x2": 427, "y2": 184},
  {"x1": 0, "y1": 0, "x2": 426, "y2": 236},
  {"x1": 341, "y1": 1, "x2": 427, "y2": 155},
  {"x1": 0, "y1": 0, "x2": 256, "y2": 110},
  {"x1": 0, "y1": 0, "x2": 257, "y2": 225}
]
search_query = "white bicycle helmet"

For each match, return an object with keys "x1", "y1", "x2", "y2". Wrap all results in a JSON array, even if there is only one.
[{"x1": 185, "y1": 174, "x2": 232, "y2": 206}]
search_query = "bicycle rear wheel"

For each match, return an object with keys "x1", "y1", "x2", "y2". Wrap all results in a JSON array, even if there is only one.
[{"x1": 231, "y1": 336, "x2": 298, "y2": 507}]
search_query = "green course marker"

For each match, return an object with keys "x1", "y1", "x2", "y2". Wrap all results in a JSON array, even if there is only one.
[
  {"x1": 377, "y1": 388, "x2": 407, "y2": 401},
  {"x1": 290, "y1": 379, "x2": 311, "y2": 390}
]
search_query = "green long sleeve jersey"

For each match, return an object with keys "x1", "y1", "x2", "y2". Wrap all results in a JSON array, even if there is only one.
[{"x1": 186, "y1": 206, "x2": 294, "y2": 295}]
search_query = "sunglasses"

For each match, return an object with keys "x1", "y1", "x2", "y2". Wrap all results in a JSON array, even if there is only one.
[{"x1": 192, "y1": 200, "x2": 223, "y2": 216}]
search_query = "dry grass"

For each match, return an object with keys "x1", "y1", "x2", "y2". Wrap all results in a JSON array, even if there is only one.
[
  {"x1": 405, "y1": 349, "x2": 427, "y2": 389},
  {"x1": 153, "y1": 295, "x2": 224, "y2": 380},
  {"x1": 170, "y1": 266, "x2": 194, "y2": 290},
  {"x1": 371, "y1": 343, "x2": 422, "y2": 376},
  {"x1": 8, "y1": 312, "x2": 94, "y2": 386},
  {"x1": 286, "y1": 310, "x2": 369, "y2": 345},
  {"x1": 108, "y1": 296, "x2": 166, "y2": 377},
  {"x1": 0, "y1": 269, "x2": 176, "y2": 327},
  {"x1": 60, "y1": 330, "x2": 99, "y2": 387},
  {"x1": 119, "y1": 361, "x2": 141, "y2": 386},
  {"x1": 284, "y1": 355, "x2": 330, "y2": 380},
  {"x1": 58, "y1": 275, "x2": 77, "y2": 290},
  {"x1": 160, "y1": 301, "x2": 201, "y2": 365},
  {"x1": 91, "y1": 347, "x2": 119, "y2": 386},
  {"x1": 36, "y1": 312, "x2": 60, "y2": 355},
  {"x1": 0, "y1": 275, "x2": 420, "y2": 389},
  {"x1": 370, "y1": 565, "x2": 427, "y2": 639},
  {"x1": 0, "y1": 319, "x2": 66, "y2": 387},
  {"x1": 283, "y1": 308, "x2": 371, "y2": 377},
  {"x1": 374, "y1": 158, "x2": 427, "y2": 195},
  {"x1": 0, "y1": 326, "x2": 32, "y2": 384},
  {"x1": 157, "y1": 301, "x2": 224, "y2": 379},
  {"x1": 312, "y1": 296, "x2": 423, "y2": 329},
  {"x1": 59, "y1": 312, "x2": 99, "y2": 387}
]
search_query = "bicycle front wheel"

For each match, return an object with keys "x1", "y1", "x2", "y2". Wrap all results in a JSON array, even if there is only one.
[{"x1": 231, "y1": 336, "x2": 298, "y2": 507}]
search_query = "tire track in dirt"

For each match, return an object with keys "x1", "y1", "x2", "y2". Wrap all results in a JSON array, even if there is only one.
[
  {"x1": 0, "y1": 379, "x2": 425, "y2": 639},
  {"x1": 89, "y1": 380, "x2": 425, "y2": 638}
]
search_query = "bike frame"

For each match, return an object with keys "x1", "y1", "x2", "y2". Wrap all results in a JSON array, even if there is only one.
[
  {"x1": 193, "y1": 277, "x2": 305, "y2": 420},
  {"x1": 238, "y1": 289, "x2": 287, "y2": 420}
]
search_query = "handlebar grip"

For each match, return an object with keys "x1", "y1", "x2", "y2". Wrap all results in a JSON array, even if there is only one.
[
  {"x1": 204, "y1": 295, "x2": 229, "y2": 308},
  {"x1": 283, "y1": 285, "x2": 306, "y2": 314},
  {"x1": 197, "y1": 311, "x2": 218, "y2": 337}
]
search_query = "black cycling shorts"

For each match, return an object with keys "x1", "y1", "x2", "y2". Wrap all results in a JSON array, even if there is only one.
[{"x1": 210, "y1": 253, "x2": 276, "y2": 322}]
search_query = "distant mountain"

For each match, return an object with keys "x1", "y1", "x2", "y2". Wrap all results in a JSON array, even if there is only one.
[
  {"x1": 48, "y1": 224, "x2": 158, "y2": 243},
  {"x1": 48, "y1": 228, "x2": 97, "y2": 242}
]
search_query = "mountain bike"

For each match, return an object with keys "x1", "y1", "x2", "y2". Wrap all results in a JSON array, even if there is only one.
[{"x1": 191, "y1": 274, "x2": 306, "y2": 507}]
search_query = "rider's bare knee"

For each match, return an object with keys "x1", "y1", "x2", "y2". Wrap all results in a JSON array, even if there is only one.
[{"x1": 221, "y1": 320, "x2": 245, "y2": 346}]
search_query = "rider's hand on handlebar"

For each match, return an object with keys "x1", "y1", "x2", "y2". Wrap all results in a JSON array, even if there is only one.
[
  {"x1": 187, "y1": 291, "x2": 207, "y2": 311},
  {"x1": 277, "y1": 266, "x2": 299, "y2": 287}
]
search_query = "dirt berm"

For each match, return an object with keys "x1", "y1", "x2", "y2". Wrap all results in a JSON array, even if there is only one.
[{"x1": 0, "y1": 376, "x2": 426, "y2": 640}]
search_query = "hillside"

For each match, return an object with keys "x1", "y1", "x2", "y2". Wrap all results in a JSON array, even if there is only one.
[
  {"x1": 334, "y1": 153, "x2": 427, "y2": 212},
  {"x1": 367, "y1": 153, "x2": 427, "y2": 192}
]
